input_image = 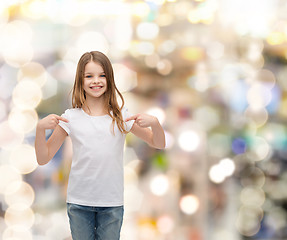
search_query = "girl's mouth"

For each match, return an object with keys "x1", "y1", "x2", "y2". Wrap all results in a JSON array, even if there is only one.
[{"x1": 90, "y1": 86, "x2": 103, "y2": 89}]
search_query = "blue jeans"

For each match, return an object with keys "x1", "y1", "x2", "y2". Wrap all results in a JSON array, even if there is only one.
[{"x1": 67, "y1": 203, "x2": 124, "y2": 240}]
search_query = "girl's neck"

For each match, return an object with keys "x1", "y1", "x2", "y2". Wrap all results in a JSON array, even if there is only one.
[{"x1": 82, "y1": 96, "x2": 108, "y2": 116}]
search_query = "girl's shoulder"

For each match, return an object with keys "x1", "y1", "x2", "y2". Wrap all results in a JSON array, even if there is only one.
[{"x1": 62, "y1": 108, "x2": 82, "y2": 117}]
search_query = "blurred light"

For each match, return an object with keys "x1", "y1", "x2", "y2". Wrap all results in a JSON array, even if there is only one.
[
  {"x1": 12, "y1": 81, "x2": 42, "y2": 110},
  {"x1": 144, "y1": 53, "x2": 160, "y2": 68},
  {"x1": 150, "y1": 174, "x2": 169, "y2": 196},
  {"x1": 206, "y1": 42, "x2": 224, "y2": 59},
  {"x1": 178, "y1": 130, "x2": 200, "y2": 152},
  {"x1": 0, "y1": 20, "x2": 34, "y2": 67},
  {"x1": 3, "y1": 226, "x2": 32, "y2": 240},
  {"x1": 0, "y1": 65, "x2": 18, "y2": 100},
  {"x1": 0, "y1": 165, "x2": 22, "y2": 194},
  {"x1": 213, "y1": 229, "x2": 234, "y2": 239},
  {"x1": 157, "y1": 59, "x2": 173, "y2": 75},
  {"x1": 3, "y1": 44, "x2": 33, "y2": 68},
  {"x1": 208, "y1": 133, "x2": 231, "y2": 158},
  {"x1": 0, "y1": 6, "x2": 9, "y2": 25},
  {"x1": 21, "y1": 0, "x2": 46, "y2": 19},
  {"x1": 164, "y1": 131, "x2": 175, "y2": 149},
  {"x1": 247, "y1": 83, "x2": 272, "y2": 110},
  {"x1": 131, "y1": 2, "x2": 150, "y2": 18},
  {"x1": 266, "y1": 84, "x2": 281, "y2": 114},
  {"x1": 244, "y1": 107, "x2": 268, "y2": 127},
  {"x1": 246, "y1": 41, "x2": 264, "y2": 62},
  {"x1": 240, "y1": 186, "x2": 265, "y2": 207},
  {"x1": 8, "y1": 108, "x2": 38, "y2": 134},
  {"x1": 113, "y1": 64, "x2": 137, "y2": 93},
  {"x1": 266, "y1": 31, "x2": 285, "y2": 45},
  {"x1": 187, "y1": 9, "x2": 201, "y2": 24},
  {"x1": 41, "y1": 74, "x2": 58, "y2": 100},
  {"x1": 219, "y1": 0, "x2": 274, "y2": 37},
  {"x1": 260, "y1": 123, "x2": 287, "y2": 150},
  {"x1": 146, "y1": 107, "x2": 166, "y2": 125},
  {"x1": 0, "y1": 121, "x2": 24, "y2": 150},
  {"x1": 158, "y1": 40, "x2": 176, "y2": 55},
  {"x1": 248, "y1": 137, "x2": 270, "y2": 161},
  {"x1": 46, "y1": 60, "x2": 76, "y2": 84},
  {"x1": 156, "y1": 215, "x2": 174, "y2": 234},
  {"x1": 0, "y1": 20, "x2": 33, "y2": 48},
  {"x1": 124, "y1": 184, "x2": 143, "y2": 213},
  {"x1": 0, "y1": 100, "x2": 7, "y2": 121},
  {"x1": 279, "y1": 97, "x2": 287, "y2": 118},
  {"x1": 209, "y1": 164, "x2": 225, "y2": 184},
  {"x1": 240, "y1": 166, "x2": 265, "y2": 188},
  {"x1": 136, "y1": 41, "x2": 155, "y2": 55},
  {"x1": 5, "y1": 181, "x2": 35, "y2": 208},
  {"x1": 181, "y1": 47, "x2": 204, "y2": 61},
  {"x1": 147, "y1": 0, "x2": 165, "y2": 5},
  {"x1": 219, "y1": 158, "x2": 235, "y2": 177},
  {"x1": 277, "y1": 66, "x2": 287, "y2": 91},
  {"x1": 4, "y1": 207, "x2": 35, "y2": 229},
  {"x1": 179, "y1": 194, "x2": 199, "y2": 215},
  {"x1": 264, "y1": 176, "x2": 287, "y2": 200},
  {"x1": 110, "y1": 15, "x2": 133, "y2": 51},
  {"x1": 255, "y1": 69, "x2": 276, "y2": 89},
  {"x1": 138, "y1": 221, "x2": 157, "y2": 240},
  {"x1": 75, "y1": 31, "x2": 109, "y2": 59},
  {"x1": 136, "y1": 22, "x2": 159, "y2": 40},
  {"x1": 18, "y1": 62, "x2": 47, "y2": 87},
  {"x1": 60, "y1": 1, "x2": 91, "y2": 26},
  {"x1": 193, "y1": 106, "x2": 220, "y2": 131},
  {"x1": 9, "y1": 144, "x2": 38, "y2": 174},
  {"x1": 156, "y1": 13, "x2": 174, "y2": 26},
  {"x1": 265, "y1": 207, "x2": 287, "y2": 230},
  {"x1": 236, "y1": 205, "x2": 263, "y2": 237},
  {"x1": 187, "y1": 2, "x2": 216, "y2": 24},
  {"x1": 219, "y1": 66, "x2": 249, "y2": 112},
  {"x1": 188, "y1": 63, "x2": 219, "y2": 92},
  {"x1": 231, "y1": 138, "x2": 247, "y2": 154},
  {"x1": 124, "y1": 166, "x2": 138, "y2": 185}
]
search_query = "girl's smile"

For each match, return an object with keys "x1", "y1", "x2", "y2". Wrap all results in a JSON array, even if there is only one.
[{"x1": 83, "y1": 61, "x2": 107, "y2": 98}]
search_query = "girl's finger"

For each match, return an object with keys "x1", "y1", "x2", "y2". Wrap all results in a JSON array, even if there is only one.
[
  {"x1": 125, "y1": 114, "x2": 139, "y2": 122},
  {"x1": 58, "y1": 116, "x2": 69, "y2": 123}
]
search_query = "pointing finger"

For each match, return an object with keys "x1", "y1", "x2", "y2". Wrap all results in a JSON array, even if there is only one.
[
  {"x1": 125, "y1": 114, "x2": 139, "y2": 122},
  {"x1": 57, "y1": 116, "x2": 69, "y2": 123}
]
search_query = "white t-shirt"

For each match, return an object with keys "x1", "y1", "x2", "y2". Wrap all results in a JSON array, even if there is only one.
[{"x1": 58, "y1": 107, "x2": 135, "y2": 207}]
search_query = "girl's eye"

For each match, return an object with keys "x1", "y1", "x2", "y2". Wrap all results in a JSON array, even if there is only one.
[
  {"x1": 100, "y1": 74, "x2": 106, "y2": 78},
  {"x1": 85, "y1": 75, "x2": 92, "y2": 78}
]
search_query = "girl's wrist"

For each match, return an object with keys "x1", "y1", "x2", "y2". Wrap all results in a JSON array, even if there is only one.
[{"x1": 36, "y1": 121, "x2": 45, "y2": 131}]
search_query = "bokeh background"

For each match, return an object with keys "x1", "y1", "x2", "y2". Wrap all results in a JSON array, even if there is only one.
[{"x1": 0, "y1": 0, "x2": 287, "y2": 239}]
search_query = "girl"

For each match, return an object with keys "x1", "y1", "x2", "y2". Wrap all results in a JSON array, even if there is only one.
[{"x1": 35, "y1": 51, "x2": 165, "y2": 240}]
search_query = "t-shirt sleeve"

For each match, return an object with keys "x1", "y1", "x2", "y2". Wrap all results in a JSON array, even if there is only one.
[
  {"x1": 122, "y1": 107, "x2": 135, "y2": 132},
  {"x1": 58, "y1": 109, "x2": 70, "y2": 135}
]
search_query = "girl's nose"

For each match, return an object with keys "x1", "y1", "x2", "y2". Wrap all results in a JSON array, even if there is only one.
[{"x1": 92, "y1": 77, "x2": 100, "y2": 83}]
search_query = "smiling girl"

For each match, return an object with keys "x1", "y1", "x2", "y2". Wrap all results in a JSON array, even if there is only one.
[{"x1": 34, "y1": 51, "x2": 165, "y2": 240}]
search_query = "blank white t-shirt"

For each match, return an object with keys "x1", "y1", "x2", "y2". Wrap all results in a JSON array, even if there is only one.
[{"x1": 58, "y1": 107, "x2": 135, "y2": 207}]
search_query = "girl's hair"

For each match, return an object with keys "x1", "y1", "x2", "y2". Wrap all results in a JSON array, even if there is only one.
[{"x1": 72, "y1": 51, "x2": 128, "y2": 134}]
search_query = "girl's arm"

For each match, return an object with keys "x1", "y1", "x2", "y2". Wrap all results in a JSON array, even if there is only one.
[
  {"x1": 35, "y1": 114, "x2": 68, "y2": 165},
  {"x1": 126, "y1": 113, "x2": 165, "y2": 149}
]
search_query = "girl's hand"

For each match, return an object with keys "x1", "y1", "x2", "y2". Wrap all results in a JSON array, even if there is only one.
[
  {"x1": 37, "y1": 114, "x2": 69, "y2": 130},
  {"x1": 125, "y1": 113, "x2": 158, "y2": 128}
]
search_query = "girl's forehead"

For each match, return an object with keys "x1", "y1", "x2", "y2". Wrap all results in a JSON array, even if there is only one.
[{"x1": 84, "y1": 61, "x2": 104, "y2": 73}]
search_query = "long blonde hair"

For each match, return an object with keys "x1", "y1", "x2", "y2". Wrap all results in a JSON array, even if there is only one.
[{"x1": 72, "y1": 51, "x2": 128, "y2": 134}]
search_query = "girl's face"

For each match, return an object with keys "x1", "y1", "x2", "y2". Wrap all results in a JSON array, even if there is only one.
[{"x1": 83, "y1": 61, "x2": 107, "y2": 100}]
